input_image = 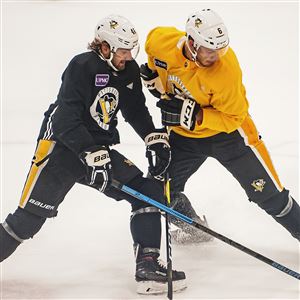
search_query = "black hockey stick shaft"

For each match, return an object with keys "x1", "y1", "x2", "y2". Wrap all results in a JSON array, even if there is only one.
[
  {"x1": 164, "y1": 172, "x2": 173, "y2": 299},
  {"x1": 112, "y1": 180, "x2": 300, "y2": 281}
]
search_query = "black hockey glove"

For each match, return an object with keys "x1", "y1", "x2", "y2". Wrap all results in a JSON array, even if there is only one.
[
  {"x1": 140, "y1": 63, "x2": 164, "y2": 99},
  {"x1": 80, "y1": 145, "x2": 112, "y2": 192},
  {"x1": 144, "y1": 129, "x2": 171, "y2": 180},
  {"x1": 157, "y1": 94, "x2": 201, "y2": 130}
]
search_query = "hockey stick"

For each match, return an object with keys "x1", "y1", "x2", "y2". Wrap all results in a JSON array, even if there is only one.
[
  {"x1": 164, "y1": 172, "x2": 173, "y2": 299},
  {"x1": 112, "y1": 180, "x2": 300, "y2": 281}
]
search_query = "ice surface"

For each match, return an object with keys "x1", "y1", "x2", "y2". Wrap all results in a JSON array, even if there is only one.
[{"x1": 1, "y1": 1, "x2": 299, "y2": 299}]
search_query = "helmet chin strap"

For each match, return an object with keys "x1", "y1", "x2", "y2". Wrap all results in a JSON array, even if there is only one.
[
  {"x1": 185, "y1": 38, "x2": 198, "y2": 62},
  {"x1": 185, "y1": 39, "x2": 205, "y2": 68},
  {"x1": 105, "y1": 51, "x2": 120, "y2": 72},
  {"x1": 105, "y1": 52, "x2": 120, "y2": 72},
  {"x1": 97, "y1": 48, "x2": 120, "y2": 72}
]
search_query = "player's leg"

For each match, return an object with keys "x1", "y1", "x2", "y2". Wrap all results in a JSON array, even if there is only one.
[
  {"x1": 215, "y1": 118, "x2": 300, "y2": 240},
  {"x1": 99, "y1": 149, "x2": 187, "y2": 294},
  {"x1": 0, "y1": 140, "x2": 81, "y2": 262},
  {"x1": 0, "y1": 208, "x2": 46, "y2": 262},
  {"x1": 167, "y1": 131, "x2": 212, "y2": 243}
]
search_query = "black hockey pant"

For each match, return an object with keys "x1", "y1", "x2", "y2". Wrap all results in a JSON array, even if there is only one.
[
  {"x1": 167, "y1": 127, "x2": 300, "y2": 241},
  {"x1": 0, "y1": 140, "x2": 163, "y2": 262}
]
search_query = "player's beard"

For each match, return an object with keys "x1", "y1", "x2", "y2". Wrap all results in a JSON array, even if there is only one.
[
  {"x1": 197, "y1": 59, "x2": 217, "y2": 67},
  {"x1": 111, "y1": 57, "x2": 127, "y2": 71},
  {"x1": 115, "y1": 60, "x2": 126, "y2": 71}
]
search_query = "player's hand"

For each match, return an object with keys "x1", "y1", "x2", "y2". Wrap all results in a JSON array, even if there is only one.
[
  {"x1": 140, "y1": 63, "x2": 164, "y2": 98},
  {"x1": 157, "y1": 94, "x2": 201, "y2": 130},
  {"x1": 144, "y1": 129, "x2": 171, "y2": 180},
  {"x1": 80, "y1": 145, "x2": 112, "y2": 192}
]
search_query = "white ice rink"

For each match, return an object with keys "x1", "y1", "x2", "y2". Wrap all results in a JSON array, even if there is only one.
[{"x1": 1, "y1": 1, "x2": 299, "y2": 299}]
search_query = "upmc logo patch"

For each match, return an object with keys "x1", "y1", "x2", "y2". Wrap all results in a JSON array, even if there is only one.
[{"x1": 95, "y1": 74, "x2": 109, "y2": 87}]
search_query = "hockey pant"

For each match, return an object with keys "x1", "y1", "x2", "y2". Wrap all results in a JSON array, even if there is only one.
[
  {"x1": 0, "y1": 140, "x2": 163, "y2": 262},
  {"x1": 167, "y1": 118, "x2": 300, "y2": 241}
]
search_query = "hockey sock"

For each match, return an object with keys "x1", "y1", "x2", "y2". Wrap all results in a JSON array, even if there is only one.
[
  {"x1": 256, "y1": 189, "x2": 300, "y2": 241},
  {"x1": 0, "y1": 224, "x2": 22, "y2": 262},
  {"x1": 273, "y1": 197, "x2": 300, "y2": 241},
  {"x1": 130, "y1": 207, "x2": 161, "y2": 249},
  {"x1": 128, "y1": 176, "x2": 163, "y2": 249}
]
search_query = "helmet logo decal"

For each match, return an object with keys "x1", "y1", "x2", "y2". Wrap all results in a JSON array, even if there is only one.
[
  {"x1": 90, "y1": 87, "x2": 119, "y2": 130},
  {"x1": 109, "y1": 20, "x2": 118, "y2": 29},
  {"x1": 195, "y1": 18, "x2": 202, "y2": 28},
  {"x1": 131, "y1": 28, "x2": 136, "y2": 34}
]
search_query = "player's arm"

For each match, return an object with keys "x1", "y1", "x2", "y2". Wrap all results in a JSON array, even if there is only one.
[
  {"x1": 52, "y1": 58, "x2": 96, "y2": 155},
  {"x1": 121, "y1": 62, "x2": 170, "y2": 178},
  {"x1": 140, "y1": 61, "x2": 201, "y2": 131},
  {"x1": 196, "y1": 83, "x2": 249, "y2": 133},
  {"x1": 140, "y1": 62, "x2": 164, "y2": 99},
  {"x1": 121, "y1": 62, "x2": 156, "y2": 139},
  {"x1": 156, "y1": 85, "x2": 248, "y2": 133}
]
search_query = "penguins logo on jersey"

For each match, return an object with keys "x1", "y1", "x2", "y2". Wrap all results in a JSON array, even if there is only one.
[
  {"x1": 251, "y1": 179, "x2": 266, "y2": 192},
  {"x1": 90, "y1": 87, "x2": 119, "y2": 130},
  {"x1": 167, "y1": 75, "x2": 193, "y2": 99}
]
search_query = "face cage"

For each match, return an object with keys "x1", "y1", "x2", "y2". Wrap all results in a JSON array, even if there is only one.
[
  {"x1": 107, "y1": 43, "x2": 140, "y2": 71},
  {"x1": 211, "y1": 45, "x2": 229, "y2": 58},
  {"x1": 113, "y1": 43, "x2": 140, "y2": 60},
  {"x1": 186, "y1": 38, "x2": 229, "y2": 67}
]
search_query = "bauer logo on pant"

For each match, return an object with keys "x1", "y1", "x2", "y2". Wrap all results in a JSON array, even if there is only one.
[
  {"x1": 251, "y1": 179, "x2": 266, "y2": 192},
  {"x1": 29, "y1": 199, "x2": 55, "y2": 210}
]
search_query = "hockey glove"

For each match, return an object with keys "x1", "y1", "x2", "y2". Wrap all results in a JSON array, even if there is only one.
[
  {"x1": 145, "y1": 129, "x2": 171, "y2": 180},
  {"x1": 140, "y1": 63, "x2": 164, "y2": 99},
  {"x1": 157, "y1": 94, "x2": 201, "y2": 130},
  {"x1": 80, "y1": 145, "x2": 112, "y2": 192}
]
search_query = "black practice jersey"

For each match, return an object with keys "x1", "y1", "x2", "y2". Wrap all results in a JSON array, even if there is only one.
[{"x1": 38, "y1": 51, "x2": 155, "y2": 155}]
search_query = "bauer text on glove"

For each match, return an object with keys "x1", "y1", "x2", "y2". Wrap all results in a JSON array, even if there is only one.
[
  {"x1": 80, "y1": 145, "x2": 112, "y2": 192},
  {"x1": 144, "y1": 130, "x2": 171, "y2": 180}
]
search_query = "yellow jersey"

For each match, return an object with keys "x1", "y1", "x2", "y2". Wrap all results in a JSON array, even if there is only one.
[{"x1": 145, "y1": 26, "x2": 250, "y2": 138}]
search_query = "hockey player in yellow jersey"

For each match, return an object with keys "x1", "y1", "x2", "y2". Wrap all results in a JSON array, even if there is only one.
[{"x1": 140, "y1": 9, "x2": 300, "y2": 243}]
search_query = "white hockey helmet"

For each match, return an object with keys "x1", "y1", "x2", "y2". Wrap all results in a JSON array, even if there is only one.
[
  {"x1": 95, "y1": 14, "x2": 139, "y2": 53},
  {"x1": 185, "y1": 9, "x2": 229, "y2": 51}
]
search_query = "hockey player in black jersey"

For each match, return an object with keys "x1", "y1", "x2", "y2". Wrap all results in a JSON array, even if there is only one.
[{"x1": 0, "y1": 15, "x2": 187, "y2": 295}]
